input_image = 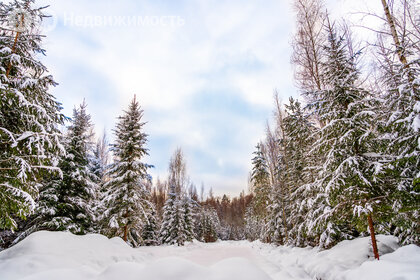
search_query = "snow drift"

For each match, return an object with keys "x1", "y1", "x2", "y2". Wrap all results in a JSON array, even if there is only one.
[
  {"x1": 0, "y1": 231, "x2": 270, "y2": 280},
  {"x1": 0, "y1": 231, "x2": 419, "y2": 280}
]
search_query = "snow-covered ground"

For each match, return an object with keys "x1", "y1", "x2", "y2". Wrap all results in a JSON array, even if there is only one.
[{"x1": 0, "y1": 231, "x2": 419, "y2": 280}]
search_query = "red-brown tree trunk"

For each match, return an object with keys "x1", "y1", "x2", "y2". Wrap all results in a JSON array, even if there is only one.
[
  {"x1": 123, "y1": 224, "x2": 128, "y2": 242},
  {"x1": 368, "y1": 214, "x2": 380, "y2": 260}
]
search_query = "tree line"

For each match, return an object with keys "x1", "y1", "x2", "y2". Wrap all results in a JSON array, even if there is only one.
[
  {"x1": 1, "y1": 0, "x2": 418, "y2": 253},
  {"x1": 245, "y1": 0, "x2": 419, "y2": 259},
  {"x1": 0, "y1": 0, "x2": 254, "y2": 249}
]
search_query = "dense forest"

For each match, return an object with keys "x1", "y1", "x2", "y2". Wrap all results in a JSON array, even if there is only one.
[{"x1": 0, "y1": 0, "x2": 418, "y2": 255}]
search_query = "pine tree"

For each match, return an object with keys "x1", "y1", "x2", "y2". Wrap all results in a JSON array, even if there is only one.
[
  {"x1": 102, "y1": 96, "x2": 153, "y2": 247},
  {"x1": 385, "y1": 60, "x2": 420, "y2": 246},
  {"x1": 263, "y1": 121, "x2": 286, "y2": 245},
  {"x1": 90, "y1": 131, "x2": 109, "y2": 183},
  {"x1": 246, "y1": 143, "x2": 271, "y2": 241},
  {"x1": 159, "y1": 181, "x2": 187, "y2": 245},
  {"x1": 142, "y1": 206, "x2": 159, "y2": 246},
  {"x1": 33, "y1": 102, "x2": 98, "y2": 234},
  {"x1": 0, "y1": 0, "x2": 65, "y2": 231},
  {"x1": 376, "y1": 5, "x2": 420, "y2": 245},
  {"x1": 283, "y1": 97, "x2": 317, "y2": 246},
  {"x1": 197, "y1": 206, "x2": 219, "y2": 243},
  {"x1": 264, "y1": 99, "x2": 293, "y2": 245},
  {"x1": 159, "y1": 148, "x2": 193, "y2": 245},
  {"x1": 266, "y1": 183, "x2": 287, "y2": 244},
  {"x1": 310, "y1": 20, "x2": 380, "y2": 249},
  {"x1": 89, "y1": 132, "x2": 109, "y2": 231},
  {"x1": 182, "y1": 196, "x2": 196, "y2": 242},
  {"x1": 250, "y1": 143, "x2": 271, "y2": 219},
  {"x1": 244, "y1": 206, "x2": 263, "y2": 241}
]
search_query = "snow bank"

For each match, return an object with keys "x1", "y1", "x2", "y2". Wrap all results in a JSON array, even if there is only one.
[
  {"x1": 0, "y1": 231, "x2": 146, "y2": 280},
  {"x1": 0, "y1": 231, "x2": 271, "y2": 280},
  {"x1": 0, "y1": 231, "x2": 419, "y2": 280},
  {"x1": 254, "y1": 235, "x2": 420, "y2": 280},
  {"x1": 343, "y1": 245, "x2": 420, "y2": 280}
]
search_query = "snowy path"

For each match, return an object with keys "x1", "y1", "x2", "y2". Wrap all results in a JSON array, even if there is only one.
[
  {"x1": 1, "y1": 231, "x2": 419, "y2": 280},
  {"x1": 138, "y1": 241, "x2": 312, "y2": 280}
]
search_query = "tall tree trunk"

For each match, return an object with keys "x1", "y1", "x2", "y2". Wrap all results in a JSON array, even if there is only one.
[
  {"x1": 6, "y1": 1, "x2": 31, "y2": 77},
  {"x1": 123, "y1": 224, "x2": 128, "y2": 242},
  {"x1": 380, "y1": 0, "x2": 408, "y2": 66},
  {"x1": 368, "y1": 214, "x2": 380, "y2": 260}
]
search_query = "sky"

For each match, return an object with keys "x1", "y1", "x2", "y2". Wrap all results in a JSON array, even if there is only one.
[{"x1": 32, "y1": 0, "x2": 384, "y2": 197}]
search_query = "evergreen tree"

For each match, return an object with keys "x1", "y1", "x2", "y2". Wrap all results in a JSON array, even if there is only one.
[
  {"x1": 378, "y1": 34, "x2": 420, "y2": 246},
  {"x1": 283, "y1": 97, "x2": 317, "y2": 246},
  {"x1": 102, "y1": 96, "x2": 152, "y2": 247},
  {"x1": 247, "y1": 143, "x2": 271, "y2": 242},
  {"x1": 264, "y1": 102, "x2": 291, "y2": 245},
  {"x1": 244, "y1": 206, "x2": 263, "y2": 241},
  {"x1": 34, "y1": 102, "x2": 98, "y2": 234},
  {"x1": 197, "y1": 207, "x2": 219, "y2": 243},
  {"x1": 250, "y1": 143, "x2": 271, "y2": 220},
  {"x1": 182, "y1": 196, "x2": 196, "y2": 242},
  {"x1": 159, "y1": 148, "x2": 194, "y2": 245},
  {"x1": 141, "y1": 206, "x2": 159, "y2": 246},
  {"x1": 159, "y1": 181, "x2": 187, "y2": 245},
  {"x1": 89, "y1": 131, "x2": 109, "y2": 231},
  {"x1": 90, "y1": 131, "x2": 109, "y2": 183},
  {"x1": 310, "y1": 21, "x2": 380, "y2": 248},
  {"x1": 263, "y1": 123, "x2": 286, "y2": 245},
  {"x1": 266, "y1": 183, "x2": 287, "y2": 244},
  {"x1": 0, "y1": 0, "x2": 65, "y2": 231}
]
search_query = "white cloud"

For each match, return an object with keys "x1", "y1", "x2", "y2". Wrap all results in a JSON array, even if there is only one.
[{"x1": 33, "y1": 0, "x2": 384, "y2": 196}]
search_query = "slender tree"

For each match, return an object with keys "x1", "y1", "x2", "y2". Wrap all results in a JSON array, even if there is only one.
[
  {"x1": 34, "y1": 102, "x2": 98, "y2": 234},
  {"x1": 292, "y1": 0, "x2": 327, "y2": 112},
  {"x1": 283, "y1": 97, "x2": 317, "y2": 246},
  {"x1": 159, "y1": 148, "x2": 194, "y2": 245},
  {"x1": 141, "y1": 206, "x2": 159, "y2": 246},
  {"x1": 376, "y1": 0, "x2": 420, "y2": 246},
  {"x1": 102, "y1": 96, "x2": 153, "y2": 246},
  {"x1": 160, "y1": 181, "x2": 187, "y2": 245}
]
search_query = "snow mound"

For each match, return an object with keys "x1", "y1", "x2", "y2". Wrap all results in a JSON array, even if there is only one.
[
  {"x1": 0, "y1": 231, "x2": 271, "y2": 280},
  {"x1": 0, "y1": 231, "x2": 146, "y2": 280},
  {"x1": 254, "y1": 235, "x2": 420, "y2": 280},
  {"x1": 344, "y1": 245, "x2": 420, "y2": 280},
  {"x1": 1, "y1": 231, "x2": 419, "y2": 280},
  {"x1": 300, "y1": 235, "x2": 400, "y2": 279}
]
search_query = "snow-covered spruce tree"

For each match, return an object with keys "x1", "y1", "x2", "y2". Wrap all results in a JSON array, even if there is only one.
[
  {"x1": 250, "y1": 143, "x2": 271, "y2": 219},
  {"x1": 89, "y1": 131, "x2": 110, "y2": 230},
  {"x1": 159, "y1": 148, "x2": 195, "y2": 245},
  {"x1": 245, "y1": 143, "x2": 271, "y2": 241},
  {"x1": 199, "y1": 207, "x2": 219, "y2": 243},
  {"x1": 33, "y1": 102, "x2": 98, "y2": 234},
  {"x1": 102, "y1": 96, "x2": 153, "y2": 247},
  {"x1": 141, "y1": 206, "x2": 159, "y2": 246},
  {"x1": 266, "y1": 175, "x2": 290, "y2": 245},
  {"x1": 384, "y1": 56, "x2": 420, "y2": 246},
  {"x1": 159, "y1": 181, "x2": 187, "y2": 245},
  {"x1": 265, "y1": 96, "x2": 299, "y2": 245},
  {"x1": 90, "y1": 131, "x2": 109, "y2": 183},
  {"x1": 0, "y1": 0, "x2": 65, "y2": 231},
  {"x1": 182, "y1": 195, "x2": 196, "y2": 242},
  {"x1": 283, "y1": 97, "x2": 317, "y2": 246},
  {"x1": 263, "y1": 119, "x2": 287, "y2": 245},
  {"x1": 244, "y1": 205, "x2": 263, "y2": 241},
  {"x1": 374, "y1": 1, "x2": 420, "y2": 246},
  {"x1": 309, "y1": 20, "x2": 382, "y2": 250}
]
